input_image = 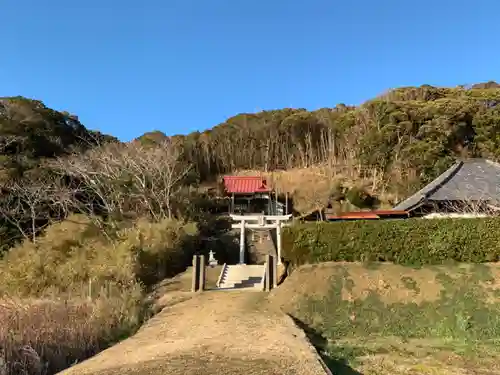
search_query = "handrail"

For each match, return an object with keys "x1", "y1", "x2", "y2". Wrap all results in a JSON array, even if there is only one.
[{"x1": 216, "y1": 263, "x2": 227, "y2": 288}]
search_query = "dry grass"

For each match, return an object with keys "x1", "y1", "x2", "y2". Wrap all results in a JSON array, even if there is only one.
[
  {"x1": 0, "y1": 290, "x2": 143, "y2": 375},
  {"x1": 0, "y1": 215, "x2": 199, "y2": 375},
  {"x1": 0, "y1": 215, "x2": 198, "y2": 298},
  {"x1": 234, "y1": 165, "x2": 398, "y2": 214},
  {"x1": 270, "y1": 262, "x2": 500, "y2": 375}
]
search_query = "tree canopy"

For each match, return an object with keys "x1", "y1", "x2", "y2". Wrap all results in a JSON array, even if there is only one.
[
  {"x1": 165, "y1": 83, "x2": 500, "y2": 188},
  {"x1": 3, "y1": 82, "x2": 500, "y2": 250}
]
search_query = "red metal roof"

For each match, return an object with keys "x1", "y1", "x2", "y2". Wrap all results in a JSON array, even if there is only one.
[
  {"x1": 223, "y1": 176, "x2": 271, "y2": 194},
  {"x1": 326, "y1": 212, "x2": 380, "y2": 220},
  {"x1": 325, "y1": 210, "x2": 409, "y2": 220}
]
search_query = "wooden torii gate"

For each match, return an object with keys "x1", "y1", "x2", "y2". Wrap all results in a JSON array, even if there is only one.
[{"x1": 230, "y1": 214, "x2": 292, "y2": 265}]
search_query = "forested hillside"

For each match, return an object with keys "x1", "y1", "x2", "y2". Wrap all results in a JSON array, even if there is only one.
[
  {"x1": 3, "y1": 83, "x2": 500, "y2": 250},
  {"x1": 166, "y1": 81, "x2": 500, "y2": 188},
  {"x1": 0, "y1": 96, "x2": 116, "y2": 177},
  {"x1": 135, "y1": 82, "x2": 500, "y2": 213}
]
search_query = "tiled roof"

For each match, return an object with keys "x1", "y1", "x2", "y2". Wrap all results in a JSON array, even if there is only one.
[
  {"x1": 222, "y1": 176, "x2": 270, "y2": 194},
  {"x1": 393, "y1": 159, "x2": 500, "y2": 211}
]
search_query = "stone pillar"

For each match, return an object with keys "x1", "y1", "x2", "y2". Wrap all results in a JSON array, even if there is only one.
[
  {"x1": 264, "y1": 254, "x2": 276, "y2": 291},
  {"x1": 271, "y1": 254, "x2": 277, "y2": 289},
  {"x1": 199, "y1": 255, "x2": 206, "y2": 292},
  {"x1": 239, "y1": 219, "x2": 245, "y2": 264},
  {"x1": 191, "y1": 255, "x2": 200, "y2": 292},
  {"x1": 264, "y1": 254, "x2": 271, "y2": 291},
  {"x1": 276, "y1": 221, "x2": 282, "y2": 265}
]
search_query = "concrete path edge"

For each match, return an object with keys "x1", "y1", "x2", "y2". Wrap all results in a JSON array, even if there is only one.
[{"x1": 283, "y1": 314, "x2": 333, "y2": 375}]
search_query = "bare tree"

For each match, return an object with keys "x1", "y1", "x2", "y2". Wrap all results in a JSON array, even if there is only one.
[
  {"x1": 0, "y1": 190, "x2": 31, "y2": 242},
  {"x1": 292, "y1": 179, "x2": 334, "y2": 220},
  {"x1": 0, "y1": 173, "x2": 71, "y2": 243},
  {"x1": 53, "y1": 138, "x2": 192, "y2": 221}
]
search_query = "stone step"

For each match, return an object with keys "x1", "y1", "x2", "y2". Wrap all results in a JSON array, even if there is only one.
[
  {"x1": 225, "y1": 276, "x2": 262, "y2": 283},
  {"x1": 217, "y1": 265, "x2": 265, "y2": 290}
]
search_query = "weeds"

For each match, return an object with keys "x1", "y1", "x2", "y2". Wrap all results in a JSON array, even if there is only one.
[
  {"x1": 0, "y1": 214, "x2": 198, "y2": 374},
  {"x1": 0, "y1": 288, "x2": 144, "y2": 374}
]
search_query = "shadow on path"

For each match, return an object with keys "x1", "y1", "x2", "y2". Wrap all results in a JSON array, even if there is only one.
[{"x1": 289, "y1": 315, "x2": 364, "y2": 375}]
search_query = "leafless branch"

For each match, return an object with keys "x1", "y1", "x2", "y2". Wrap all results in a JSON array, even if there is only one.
[
  {"x1": 51, "y1": 138, "x2": 192, "y2": 221},
  {"x1": 0, "y1": 173, "x2": 69, "y2": 243}
]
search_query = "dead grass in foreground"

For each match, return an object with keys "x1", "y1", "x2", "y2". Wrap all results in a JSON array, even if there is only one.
[
  {"x1": 0, "y1": 291, "x2": 143, "y2": 375},
  {"x1": 0, "y1": 266, "x2": 225, "y2": 375},
  {"x1": 0, "y1": 214, "x2": 199, "y2": 375}
]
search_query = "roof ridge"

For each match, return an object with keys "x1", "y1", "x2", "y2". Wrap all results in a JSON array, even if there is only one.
[{"x1": 392, "y1": 161, "x2": 463, "y2": 211}]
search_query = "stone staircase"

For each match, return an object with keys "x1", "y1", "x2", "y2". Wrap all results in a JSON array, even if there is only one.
[
  {"x1": 246, "y1": 229, "x2": 277, "y2": 264},
  {"x1": 217, "y1": 264, "x2": 265, "y2": 290}
]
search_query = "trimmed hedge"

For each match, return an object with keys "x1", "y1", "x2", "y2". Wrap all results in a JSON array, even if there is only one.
[{"x1": 282, "y1": 218, "x2": 500, "y2": 265}]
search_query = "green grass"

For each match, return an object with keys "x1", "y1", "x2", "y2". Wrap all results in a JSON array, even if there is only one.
[
  {"x1": 272, "y1": 262, "x2": 500, "y2": 374},
  {"x1": 302, "y1": 268, "x2": 500, "y2": 339}
]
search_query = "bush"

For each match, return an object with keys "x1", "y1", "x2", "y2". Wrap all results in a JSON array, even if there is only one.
[
  {"x1": 0, "y1": 214, "x2": 198, "y2": 297},
  {"x1": 345, "y1": 186, "x2": 379, "y2": 208},
  {"x1": 282, "y1": 218, "x2": 500, "y2": 266},
  {"x1": 0, "y1": 214, "x2": 198, "y2": 374},
  {"x1": 0, "y1": 215, "x2": 116, "y2": 297},
  {"x1": 115, "y1": 217, "x2": 199, "y2": 286}
]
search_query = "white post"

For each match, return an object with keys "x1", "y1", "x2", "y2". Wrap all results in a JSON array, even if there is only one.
[
  {"x1": 276, "y1": 220, "x2": 282, "y2": 265},
  {"x1": 239, "y1": 219, "x2": 245, "y2": 264}
]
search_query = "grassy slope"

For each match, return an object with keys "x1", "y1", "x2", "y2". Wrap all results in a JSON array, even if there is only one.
[{"x1": 269, "y1": 262, "x2": 500, "y2": 375}]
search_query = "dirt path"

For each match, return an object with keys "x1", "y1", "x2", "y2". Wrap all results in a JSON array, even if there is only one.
[{"x1": 58, "y1": 291, "x2": 328, "y2": 375}]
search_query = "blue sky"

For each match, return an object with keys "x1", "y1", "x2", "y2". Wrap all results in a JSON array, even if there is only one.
[{"x1": 1, "y1": 1, "x2": 498, "y2": 141}]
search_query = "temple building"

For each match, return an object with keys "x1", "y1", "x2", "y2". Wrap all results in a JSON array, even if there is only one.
[
  {"x1": 393, "y1": 158, "x2": 500, "y2": 217},
  {"x1": 222, "y1": 175, "x2": 287, "y2": 215}
]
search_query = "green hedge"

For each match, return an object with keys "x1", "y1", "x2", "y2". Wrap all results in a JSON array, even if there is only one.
[{"x1": 282, "y1": 218, "x2": 500, "y2": 265}]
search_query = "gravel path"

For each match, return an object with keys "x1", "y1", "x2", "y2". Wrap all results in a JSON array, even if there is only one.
[{"x1": 58, "y1": 290, "x2": 328, "y2": 375}]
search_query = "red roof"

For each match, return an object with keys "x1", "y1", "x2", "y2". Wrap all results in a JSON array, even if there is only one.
[
  {"x1": 325, "y1": 210, "x2": 408, "y2": 220},
  {"x1": 223, "y1": 176, "x2": 271, "y2": 194},
  {"x1": 328, "y1": 212, "x2": 380, "y2": 219}
]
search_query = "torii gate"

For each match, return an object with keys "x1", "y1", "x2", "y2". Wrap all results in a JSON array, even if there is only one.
[{"x1": 230, "y1": 214, "x2": 292, "y2": 265}]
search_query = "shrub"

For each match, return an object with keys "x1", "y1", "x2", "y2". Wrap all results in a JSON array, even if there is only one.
[
  {"x1": 0, "y1": 214, "x2": 199, "y2": 297},
  {"x1": 282, "y1": 218, "x2": 500, "y2": 266},
  {"x1": 0, "y1": 214, "x2": 198, "y2": 374},
  {"x1": 345, "y1": 186, "x2": 378, "y2": 208},
  {"x1": 114, "y1": 217, "x2": 199, "y2": 286},
  {"x1": 0, "y1": 215, "x2": 119, "y2": 297}
]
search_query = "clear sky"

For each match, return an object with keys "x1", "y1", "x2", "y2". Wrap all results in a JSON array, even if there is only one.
[{"x1": 1, "y1": 1, "x2": 498, "y2": 141}]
